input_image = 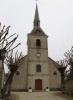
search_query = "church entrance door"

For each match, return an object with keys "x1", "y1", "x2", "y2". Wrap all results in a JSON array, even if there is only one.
[{"x1": 35, "y1": 79, "x2": 42, "y2": 90}]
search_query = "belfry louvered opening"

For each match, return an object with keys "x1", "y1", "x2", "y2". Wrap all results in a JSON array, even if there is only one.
[{"x1": 36, "y1": 39, "x2": 41, "y2": 47}]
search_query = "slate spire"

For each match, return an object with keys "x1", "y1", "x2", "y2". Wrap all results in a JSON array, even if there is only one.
[{"x1": 34, "y1": 4, "x2": 40, "y2": 27}]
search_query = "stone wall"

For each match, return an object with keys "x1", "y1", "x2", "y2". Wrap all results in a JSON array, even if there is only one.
[
  {"x1": 48, "y1": 58, "x2": 61, "y2": 90},
  {"x1": 11, "y1": 56, "x2": 28, "y2": 91}
]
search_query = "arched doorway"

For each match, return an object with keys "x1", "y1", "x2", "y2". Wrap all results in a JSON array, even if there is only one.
[{"x1": 35, "y1": 79, "x2": 42, "y2": 90}]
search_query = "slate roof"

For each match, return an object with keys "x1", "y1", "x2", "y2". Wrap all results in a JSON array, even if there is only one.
[{"x1": 29, "y1": 4, "x2": 48, "y2": 37}]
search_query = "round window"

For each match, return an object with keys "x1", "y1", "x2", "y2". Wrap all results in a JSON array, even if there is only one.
[
  {"x1": 53, "y1": 71, "x2": 57, "y2": 75},
  {"x1": 16, "y1": 71, "x2": 20, "y2": 76},
  {"x1": 36, "y1": 53, "x2": 41, "y2": 57}
]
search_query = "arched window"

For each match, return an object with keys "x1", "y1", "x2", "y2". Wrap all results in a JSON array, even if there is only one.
[
  {"x1": 36, "y1": 64, "x2": 41, "y2": 72},
  {"x1": 36, "y1": 39, "x2": 41, "y2": 47},
  {"x1": 36, "y1": 30, "x2": 41, "y2": 35}
]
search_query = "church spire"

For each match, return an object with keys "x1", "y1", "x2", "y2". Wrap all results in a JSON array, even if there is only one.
[{"x1": 34, "y1": 4, "x2": 40, "y2": 27}]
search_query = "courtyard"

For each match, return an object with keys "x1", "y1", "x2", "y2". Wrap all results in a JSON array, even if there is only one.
[{"x1": 11, "y1": 91, "x2": 73, "y2": 100}]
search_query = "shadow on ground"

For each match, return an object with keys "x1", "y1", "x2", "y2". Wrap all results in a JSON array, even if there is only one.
[{"x1": 53, "y1": 92, "x2": 73, "y2": 100}]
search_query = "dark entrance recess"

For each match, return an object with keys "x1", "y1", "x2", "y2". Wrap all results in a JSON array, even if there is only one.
[{"x1": 35, "y1": 79, "x2": 42, "y2": 90}]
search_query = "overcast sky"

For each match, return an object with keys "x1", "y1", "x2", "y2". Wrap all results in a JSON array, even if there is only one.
[{"x1": 0, "y1": 0, "x2": 73, "y2": 61}]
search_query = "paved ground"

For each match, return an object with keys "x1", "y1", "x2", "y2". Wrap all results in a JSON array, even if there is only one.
[{"x1": 11, "y1": 91, "x2": 73, "y2": 100}]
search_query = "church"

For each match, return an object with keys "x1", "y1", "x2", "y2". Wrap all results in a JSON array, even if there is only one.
[{"x1": 11, "y1": 4, "x2": 61, "y2": 91}]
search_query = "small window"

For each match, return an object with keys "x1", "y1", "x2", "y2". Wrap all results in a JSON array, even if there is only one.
[
  {"x1": 36, "y1": 64, "x2": 41, "y2": 72},
  {"x1": 36, "y1": 39, "x2": 41, "y2": 47},
  {"x1": 53, "y1": 71, "x2": 57, "y2": 75},
  {"x1": 16, "y1": 71, "x2": 20, "y2": 76},
  {"x1": 36, "y1": 30, "x2": 41, "y2": 35}
]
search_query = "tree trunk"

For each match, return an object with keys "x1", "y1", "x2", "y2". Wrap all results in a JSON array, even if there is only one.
[{"x1": 2, "y1": 72, "x2": 14, "y2": 96}]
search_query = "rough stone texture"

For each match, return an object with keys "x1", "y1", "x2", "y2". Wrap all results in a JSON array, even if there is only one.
[
  {"x1": 48, "y1": 58, "x2": 61, "y2": 90},
  {"x1": 11, "y1": 4, "x2": 61, "y2": 91},
  {"x1": 11, "y1": 56, "x2": 28, "y2": 90},
  {"x1": 27, "y1": 34, "x2": 61, "y2": 91},
  {"x1": 11, "y1": 34, "x2": 61, "y2": 91}
]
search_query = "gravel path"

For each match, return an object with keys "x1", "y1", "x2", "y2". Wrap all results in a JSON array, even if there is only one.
[{"x1": 11, "y1": 91, "x2": 73, "y2": 100}]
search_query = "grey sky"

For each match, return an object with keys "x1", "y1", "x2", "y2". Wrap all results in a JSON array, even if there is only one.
[{"x1": 0, "y1": 0, "x2": 73, "y2": 61}]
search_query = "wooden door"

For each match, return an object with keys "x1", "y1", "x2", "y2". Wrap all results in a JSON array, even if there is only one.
[{"x1": 35, "y1": 79, "x2": 42, "y2": 90}]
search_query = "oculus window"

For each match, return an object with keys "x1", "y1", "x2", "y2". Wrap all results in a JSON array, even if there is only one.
[
  {"x1": 16, "y1": 70, "x2": 20, "y2": 76},
  {"x1": 53, "y1": 71, "x2": 57, "y2": 75},
  {"x1": 36, "y1": 53, "x2": 41, "y2": 57}
]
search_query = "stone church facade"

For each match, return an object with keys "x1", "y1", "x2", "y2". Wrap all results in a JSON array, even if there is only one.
[{"x1": 11, "y1": 4, "x2": 61, "y2": 91}]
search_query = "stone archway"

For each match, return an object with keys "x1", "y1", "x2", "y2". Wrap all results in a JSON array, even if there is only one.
[{"x1": 35, "y1": 79, "x2": 42, "y2": 90}]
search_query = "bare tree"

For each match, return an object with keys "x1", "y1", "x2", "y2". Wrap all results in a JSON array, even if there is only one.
[
  {"x1": 64, "y1": 46, "x2": 73, "y2": 80},
  {"x1": 0, "y1": 24, "x2": 20, "y2": 52},
  {"x1": 57, "y1": 60, "x2": 67, "y2": 92},
  {"x1": 0, "y1": 24, "x2": 21, "y2": 98},
  {"x1": 3, "y1": 50, "x2": 23, "y2": 95},
  {"x1": 57, "y1": 46, "x2": 73, "y2": 92}
]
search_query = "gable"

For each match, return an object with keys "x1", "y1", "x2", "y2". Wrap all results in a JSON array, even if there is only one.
[{"x1": 29, "y1": 27, "x2": 48, "y2": 37}]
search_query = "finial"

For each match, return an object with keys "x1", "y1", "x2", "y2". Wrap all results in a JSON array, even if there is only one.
[{"x1": 35, "y1": 0, "x2": 38, "y2": 3}]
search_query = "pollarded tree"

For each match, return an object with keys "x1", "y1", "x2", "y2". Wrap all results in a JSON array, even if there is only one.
[
  {"x1": 0, "y1": 24, "x2": 21, "y2": 98},
  {"x1": 4, "y1": 50, "x2": 23, "y2": 95},
  {"x1": 57, "y1": 60, "x2": 67, "y2": 91}
]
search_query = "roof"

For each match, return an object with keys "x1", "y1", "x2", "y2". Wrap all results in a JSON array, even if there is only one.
[
  {"x1": 29, "y1": 4, "x2": 48, "y2": 37},
  {"x1": 34, "y1": 4, "x2": 40, "y2": 22},
  {"x1": 48, "y1": 57, "x2": 60, "y2": 67},
  {"x1": 29, "y1": 27, "x2": 48, "y2": 36}
]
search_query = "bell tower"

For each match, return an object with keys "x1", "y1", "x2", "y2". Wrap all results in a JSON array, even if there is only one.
[{"x1": 27, "y1": 4, "x2": 49, "y2": 91}]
